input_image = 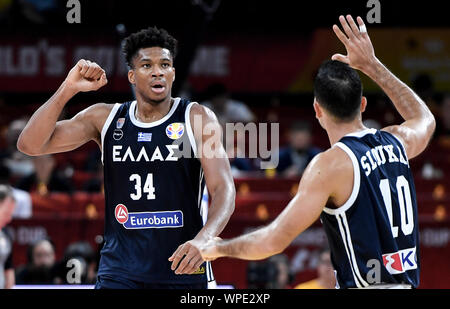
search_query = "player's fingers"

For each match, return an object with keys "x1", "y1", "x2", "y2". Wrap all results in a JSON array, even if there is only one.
[
  {"x1": 186, "y1": 256, "x2": 203, "y2": 275},
  {"x1": 89, "y1": 67, "x2": 102, "y2": 81},
  {"x1": 76, "y1": 59, "x2": 84, "y2": 70},
  {"x1": 92, "y1": 72, "x2": 108, "y2": 90},
  {"x1": 176, "y1": 256, "x2": 196, "y2": 274},
  {"x1": 78, "y1": 59, "x2": 89, "y2": 75},
  {"x1": 99, "y1": 72, "x2": 108, "y2": 85},
  {"x1": 356, "y1": 16, "x2": 369, "y2": 39},
  {"x1": 331, "y1": 53, "x2": 349, "y2": 64},
  {"x1": 169, "y1": 245, "x2": 184, "y2": 267},
  {"x1": 346, "y1": 15, "x2": 361, "y2": 38},
  {"x1": 84, "y1": 62, "x2": 99, "y2": 78},
  {"x1": 188, "y1": 258, "x2": 204, "y2": 275},
  {"x1": 169, "y1": 243, "x2": 184, "y2": 262},
  {"x1": 332, "y1": 24, "x2": 349, "y2": 46},
  {"x1": 175, "y1": 250, "x2": 196, "y2": 274},
  {"x1": 93, "y1": 69, "x2": 104, "y2": 81},
  {"x1": 339, "y1": 15, "x2": 355, "y2": 40},
  {"x1": 186, "y1": 254, "x2": 204, "y2": 274}
]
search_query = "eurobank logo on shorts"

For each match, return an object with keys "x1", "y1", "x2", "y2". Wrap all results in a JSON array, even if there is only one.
[{"x1": 115, "y1": 204, "x2": 184, "y2": 229}]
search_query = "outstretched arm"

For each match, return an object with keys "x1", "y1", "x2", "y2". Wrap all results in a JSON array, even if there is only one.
[
  {"x1": 17, "y1": 60, "x2": 109, "y2": 156},
  {"x1": 332, "y1": 15, "x2": 435, "y2": 159},
  {"x1": 200, "y1": 148, "x2": 346, "y2": 261}
]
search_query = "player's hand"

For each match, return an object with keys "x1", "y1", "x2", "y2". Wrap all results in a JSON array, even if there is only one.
[
  {"x1": 64, "y1": 59, "x2": 108, "y2": 93},
  {"x1": 168, "y1": 239, "x2": 206, "y2": 275},
  {"x1": 199, "y1": 237, "x2": 223, "y2": 262},
  {"x1": 331, "y1": 15, "x2": 378, "y2": 74}
]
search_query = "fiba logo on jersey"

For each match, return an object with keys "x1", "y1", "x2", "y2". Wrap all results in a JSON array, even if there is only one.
[
  {"x1": 115, "y1": 204, "x2": 129, "y2": 224},
  {"x1": 166, "y1": 123, "x2": 184, "y2": 140},
  {"x1": 113, "y1": 129, "x2": 123, "y2": 141}
]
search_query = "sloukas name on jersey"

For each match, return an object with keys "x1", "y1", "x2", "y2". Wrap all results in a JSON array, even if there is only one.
[
  {"x1": 320, "y1": 129, "x2": 420, "y2": 289},
  {"x1": 97, "y1": 98, "x2": 213, "y2": 284}
]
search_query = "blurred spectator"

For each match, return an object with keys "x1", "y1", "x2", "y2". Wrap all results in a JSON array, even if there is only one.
[
  {"x1": 82, "y1": 162, "x2": 104, "y2": 193},
  {"x1": 3, "y1": 118, "x2": 35, "y2": 181},
  {"x1": 16, "y1": 154, "x2": 74, "y2": 194},
  {"x1": 419, "y1": 94, "x2": 449, "y2": 179},
  {"x1": 225, "y1": 138, "x2": 254, "y2": 177},
  {"x1": 247, "y1": 253, "x2": 293, "y2": 289},
  {"x1": 0, "y1": 163, "x2": 32, "y2": 219},
  {"x1": 200, "y1": 83, "x2": 255, "y2": 125},
  {"x1": 54, "y1": 241, "x2": 97, "y2": 284},
  {"x1": 294, "y1": 247, "x2": 336, "y2": 289},
  {"x1": 200, "y1": 83, "x2": 256, "y2": 175},
  {"x1": 0, "y1": 185, "x2": 16, "y2": 289},
  {"x1": 276, "y1": 121, "x2": 322, "y2": 177},
  {"x1": 266, "y1": 254, "x2": 294, "y2": 289},
  {"x1": 15, "y1": 238, "x2": 57, "y2": 284}
]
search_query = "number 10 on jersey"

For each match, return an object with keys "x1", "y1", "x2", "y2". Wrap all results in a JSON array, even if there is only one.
[
  {"x1": 379, "y1": 176, "x2": 414, "y2": 238},
  {"x1": 129, "y1": 173, "x2": 156, "y2": 200}
]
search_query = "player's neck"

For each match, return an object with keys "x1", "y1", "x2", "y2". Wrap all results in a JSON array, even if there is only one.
[
  {"x1": 135, "y1": 95, "x2": 174, "y2": 123},
  {"x1": 326, "y1": 119, "x2": 367, "y2": 146}
]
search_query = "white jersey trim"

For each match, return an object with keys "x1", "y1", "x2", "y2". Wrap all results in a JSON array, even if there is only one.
[
  {"x1": 206, "y1": 261, "x2": 216, "y2": 288},
  {"x1": 338, "y1": 213, "x2": 369, "y2": 288},
  {"x1": 323, "y1": 142, "x2": 361, "y2": 215},
  {"x1": 383, "y1": 131, "x2": 409, "y2": 161},
  {"x1": 101, "y1": 103, "x2": 121, "y2": 165},
  {"x1": 344, "y1": 128, "x2": 377, "y2": 138},
  {"x1": 185, "y1": 102, "x2": 198, "y2": 158},
  {"x1": 129, "y1": 97, "x2": 181, "y2": 128}
]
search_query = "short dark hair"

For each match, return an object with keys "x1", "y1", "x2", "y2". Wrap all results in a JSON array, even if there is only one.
[
  {"x1": 122, "y1": 26, "x2": 178, "y2": 68},
  {"x1": 314, "y1": 60, "x2": 362, "y2": 121}
]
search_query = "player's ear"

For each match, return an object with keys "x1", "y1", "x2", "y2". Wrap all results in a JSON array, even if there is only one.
[
  {"x1": 360, "y1": 96, "x2": 367, "y2": 113},
  {"x1": 172, "y1": 67, "x2": 175, "y2": 82},
  {"x1": 128, "y1": 69, "x2": 135, "y2": 85},
  {"x1": 313, "y1": 99, "x2": 322, "y2": 119}
]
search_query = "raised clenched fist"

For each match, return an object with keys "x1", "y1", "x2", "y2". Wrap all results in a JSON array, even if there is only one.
[{"x1": 65, "y1": 59, "x2": 108, "y2": 93}]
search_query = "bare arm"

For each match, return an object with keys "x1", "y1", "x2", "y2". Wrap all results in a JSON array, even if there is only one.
[
  {"x1": 17, "y1": 59, "x2": 109, "y2": 156},
  {"x1": 200, "y1": 149, "x2": 345, "y2": 261},
  {"x1": 169, "y1": 103, "x2": 235, "y2": 273},
  {"x1": 192, "y1": 104, "x2": 236, "y2": 240},
  {"x1": 332, "y1": 15, "x2": 436, "y2": 159}
]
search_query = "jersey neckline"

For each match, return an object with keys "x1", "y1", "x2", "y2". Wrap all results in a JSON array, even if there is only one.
[
  {"x1": 129, "y1": 97, "x2": 181, "y2": 128},
  {"x1": 344, "y1": 128, "x2": 377, "y2": 138}
]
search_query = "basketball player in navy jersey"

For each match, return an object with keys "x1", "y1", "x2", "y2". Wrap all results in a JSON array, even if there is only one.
[
  {"x1": 199, "y1": 15, "x2": 436, "y2": 289},
  {"x1": 17, "y1": 27, "x2": 235, "y2": 289}
]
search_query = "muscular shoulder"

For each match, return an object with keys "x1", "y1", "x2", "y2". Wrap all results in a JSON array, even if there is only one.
[
  {"x1": 301, "y1": 145, "x2": 353, "y2": 205},
  {"x1": 74, "y1": 103, "x2": 116, "y2": 131},
  {"x1": 189, "y1": 103, "x2": 222, "y2": 137},
  {"x1": 381, "y1": 126, "x2": 409, "y2": 152},
  {"x1": 307, "y1": 145, "x2": 352, "y2": 176},
  {"x1": 189, "y1": 102, "x2": 219, "y2": 123}
]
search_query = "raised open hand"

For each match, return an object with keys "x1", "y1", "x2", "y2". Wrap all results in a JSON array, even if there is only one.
[{"x1": 332, "y1": 15, "x2": 378, "y2": 75}]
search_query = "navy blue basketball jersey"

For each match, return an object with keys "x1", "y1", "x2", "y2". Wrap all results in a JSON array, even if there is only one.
[
  {"x1": 98, "y1": 97, "x2": 214, "y2": 285},
  {"x1": 320, "y1": 128, "x2": 420, "y2": 288}
]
